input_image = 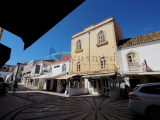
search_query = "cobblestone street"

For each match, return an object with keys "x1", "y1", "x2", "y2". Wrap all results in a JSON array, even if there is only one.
[{"x1": 0, "y1": 83, "x2": 147, "y2": 120}]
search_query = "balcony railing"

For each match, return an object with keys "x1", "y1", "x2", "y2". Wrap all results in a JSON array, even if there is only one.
[{"x1": 71, "y1": 64, "x2": 118, "y2": 74}]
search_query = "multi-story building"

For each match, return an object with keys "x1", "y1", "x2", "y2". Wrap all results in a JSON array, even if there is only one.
[
  {"x1": 0, "y1": 65, "x2": 11, "y2": 72},
  {"x1": 32, "y1": 56, "x2": 71, "y2": 91},
  {"x1": 13, "y1": 63, "x2": 27, "y2": 82},
  {"x1": 117, "y1": 31, "x2": 160, "y2": 98},
  {"x1": 0, "y1": 64, "x2": 16, "y2": 82},
  {"x1": 70, "y1": 16, "x2": 124, "y2": 101},
  {"x1": 22, "y1": 60, "x2": 42, "y2": 85},
  {"x1": 29, "y1": 60, "x2": 55, "y2": 87}
]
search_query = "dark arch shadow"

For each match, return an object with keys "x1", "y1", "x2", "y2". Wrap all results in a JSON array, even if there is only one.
[{"x1": 0, "y1": 77, "x2": 4, "y2": 82}]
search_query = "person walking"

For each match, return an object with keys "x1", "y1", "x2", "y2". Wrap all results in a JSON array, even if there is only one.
[{"x1": 13, "y1": 81, "x2": 18, "y2": 93}]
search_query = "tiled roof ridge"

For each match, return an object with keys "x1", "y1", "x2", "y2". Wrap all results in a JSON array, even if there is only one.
[
  {"x1": 119, "y1": 31, "x2": 160, "y2": 47},
  {"x1": 52, "y1": 55, "x2": 71, "y2": 64}
]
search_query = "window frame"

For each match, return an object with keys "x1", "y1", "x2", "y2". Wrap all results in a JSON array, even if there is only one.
[
  {"x1": 49, "y1": 67, "x2": 52, "y2": 73},
  {"x1": 62, "y1": 64, "x2": 66, "y2": 72},
  {"x1": 98, "y1": 31, "x2": 105, "y2": 43},
  {"x1": 100, "y1": 57, "x2": 106, "y2": 69},
  {"x1": 77, "y1": 62, "x2": 81, "y2": 71},
  {"x1": 76, "y1": 40, "x2": 82, "y2": 51}
]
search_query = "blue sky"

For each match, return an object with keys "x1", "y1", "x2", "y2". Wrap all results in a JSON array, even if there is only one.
[{"x1": 1, "y1": 0, "x2": 160, "y2": 65}]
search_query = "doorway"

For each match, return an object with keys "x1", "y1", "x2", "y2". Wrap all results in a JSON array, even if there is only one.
[
  {"x1": 129, "y1": 79, "x2": 141, "y2": 90},
  {"x1": 103, "y1": 78, "x2": 109, "y2": 95},
  {"x1": 53, "y1": 80, "x2": 57, "y2": 92},
  {"x1": 47, "y1": 80, "x2": 51, "y2": 90}
]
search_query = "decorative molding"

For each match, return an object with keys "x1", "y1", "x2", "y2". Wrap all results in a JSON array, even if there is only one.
[
  {"x1": 96, "y1": 41, "x2": 108, "y2": 47},
  {"x1": 71, "y1": 20, "x2": 114, "y2": 40},
  {"x1": 75, "y1": 49, "x2": 83, "y2": 53}
]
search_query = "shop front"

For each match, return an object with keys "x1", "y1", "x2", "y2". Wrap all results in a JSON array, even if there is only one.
[
  {"x1": 82, "y1": 73, "x2": 121, "y2": 102},
  {"x1": 120, "y1": 71, "x2": 160, "y2": 98}
]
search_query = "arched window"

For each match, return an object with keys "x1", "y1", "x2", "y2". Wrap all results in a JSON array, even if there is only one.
[
  {"x1": 127, "y1": 52, "x2": 137, "y2": 63},
  {"x1": 49, "y1": 67, "x2": 52, "y2": 73},
  {"x1": 98, "y1": 32, "x2": 105, "y2": 43},
  {"x1": 62, "y1": 64, "x2": 66, "y2": 72},
  {"x1": 126, "y1": 52, "x2": 140, "y2": 71},
  {"x1": 100, "y1": 57, "x2": 106, "y2": 69},
  {"x1": 77, "y1": 62, "x2": 81, "y2": 71},
  {"x1": 76, "y1": 40, "x2": 81, "y2": 50}
]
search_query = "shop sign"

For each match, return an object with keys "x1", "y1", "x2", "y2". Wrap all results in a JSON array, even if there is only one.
[{"x1": 128, "y1": 62, "x2": 139, "y2": 71}]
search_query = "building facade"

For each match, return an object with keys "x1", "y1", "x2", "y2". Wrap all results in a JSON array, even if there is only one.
[
  {"x1": 117, "y1": 31, "x2": 160, "y2": 98},
  {"x1": 70, "y1": 16, "x2": 124, "y2": 101},
  {"x1": 30, "y1": 60, "x2": 55, "y2": 87},
  {"x1": 22, "y1": 60, "x2": 41, "y2": 85}
]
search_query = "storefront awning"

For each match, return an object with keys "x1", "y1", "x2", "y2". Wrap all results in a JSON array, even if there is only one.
[
  {"x1": 32, "y1": 73, "x2": 65, "y2": 79},
  {"x1": 122, "y1": 72, "x2": 160, "y2": 76},
  {"x1": 82, "y1": 73, "x2": 115, "y2": 79},
  {"x1": 56, "y1": 74, "x2": 78, "y2": 79}
]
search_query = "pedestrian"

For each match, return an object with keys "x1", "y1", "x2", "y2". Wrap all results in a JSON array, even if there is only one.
[{"x1": 13, "y1": 81, "x2": 18, "y2": 93}]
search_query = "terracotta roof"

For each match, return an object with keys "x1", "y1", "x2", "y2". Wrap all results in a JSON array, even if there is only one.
[
  {"x1": 118, "y1": 31, "x2": 160, "y2": 48},
  {"x1": 52, "y1": 55, "x2": 71, "y2": 64}
]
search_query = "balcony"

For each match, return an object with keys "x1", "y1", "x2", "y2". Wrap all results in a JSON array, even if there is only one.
[{"x1": 71, "y1": 64, "x2": 118, "y2": 74}]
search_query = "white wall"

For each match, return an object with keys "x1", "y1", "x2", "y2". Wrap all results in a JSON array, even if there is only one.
[
  {"x1": 0, "y1": 72, "x2": 13, "y2": 82},
  {"x1": 46, "y1": 60, "x2": 70, "y2": 75},
  {"x1": 119, "y1": 41, "x2": 160, "y2": 72},
  {"x1": 69, "y1": 88, "x2": 88, "y2": 96}
]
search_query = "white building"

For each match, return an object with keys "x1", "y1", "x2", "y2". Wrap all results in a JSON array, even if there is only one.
[
  {"x1": 22, "y1": 60, "x2": 41, "y2": 85},
  {"x1": 117, "y1": 31, "x2": 160, "y2": 98},
  {"x1": 30, "y1": 60, "x2": 55, "y2": 87},
  {"x1": 32, "y1": 55, "x2": 72, "y2": 92},
  {"x1": 0, "y1": 72, "x2": 13, "y2": 82}
]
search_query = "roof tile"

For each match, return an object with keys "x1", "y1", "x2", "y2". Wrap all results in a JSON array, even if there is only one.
[{"x1": 118, "y1": 31, "x2": 160, "y2": 48}]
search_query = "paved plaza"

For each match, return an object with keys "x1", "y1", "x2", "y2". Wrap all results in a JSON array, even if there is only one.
[{"x1": 0, "y1": 83, "x2": 147, "y2": 120}]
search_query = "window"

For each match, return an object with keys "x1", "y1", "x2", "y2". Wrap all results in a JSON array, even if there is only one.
[
  {"x1": 98, "y1": 32, "x2": 105, "y2": 43},
  {"x1": 100, "y1": 57, "x2": 106, "y2": 69},
  {"x1": 62, "y1": 64, "x2": 66, "y2": 72},
  {"x1": 139, "y1": 85, "x2": 160, "y2": 95},
  {"x1": 127, "y1": 52, "x2": 137, "y2": 63},
  {"x1": 77, "y1": 62, "x2": 80, "y2": 71},
  {"x1": 49, "y1": 67, "x2": 52, "y2": 73},
  {"x1": 76, "y1": 40, "x2": 81, "y2": 50},
  {"x1": 12, "y1": 68, "x2": 14, "y2": 70},
  {"x1": 54, "y1": 65, "x2": 60, "y2": 68},
  {"x1": 20, "y1": 75, "x2": 22, "y2": 77}
]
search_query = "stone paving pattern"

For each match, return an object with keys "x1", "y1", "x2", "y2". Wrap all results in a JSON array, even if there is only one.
[{"x1": 0, "y1": 82, "x2": 147, "y2": 120}]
